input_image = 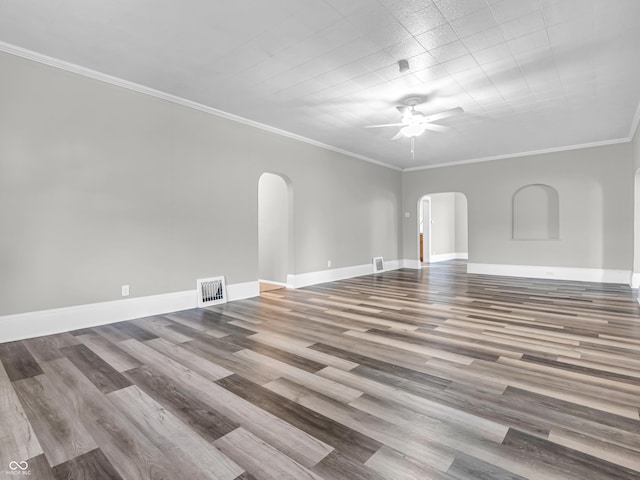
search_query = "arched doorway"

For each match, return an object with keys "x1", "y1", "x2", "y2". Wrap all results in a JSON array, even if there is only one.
[
  {"x1": 418, "y1": 192, "x2": 468, "y2": 264},
  {"x1": 258, "y1": 173, "x2": 293, "y2": 292}
]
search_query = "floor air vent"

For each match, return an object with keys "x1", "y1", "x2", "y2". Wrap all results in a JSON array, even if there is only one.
[
  {"x1": 373, "y1": 256, "x2": 384, "y2": 273},
  {"x1": 197, "y1": 276, "x2": 227, "y2": 307}
]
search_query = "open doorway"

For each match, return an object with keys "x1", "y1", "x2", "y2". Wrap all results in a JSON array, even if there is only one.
[
  {"x1": 420, "y1": 197, "x2": 431, "y2": 263},
  {"x1": 418, "y1": 192, "x2": 468, "y2": 264},
  {"x1": 258, "y1": 172, "x2": 293, "y2": 293}
]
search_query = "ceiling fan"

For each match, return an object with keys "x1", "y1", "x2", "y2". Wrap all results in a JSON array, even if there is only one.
[{"x1": 365, "y1": 96, "x2": 463, "y2": 159}]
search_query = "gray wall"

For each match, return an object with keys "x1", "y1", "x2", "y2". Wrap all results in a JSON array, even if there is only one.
[
  {"x1": 430, "y1": 193, "x2": 456, "y2": 256},
  {"x1": 258, "y1": 173, "x2": 289, "y2": 284},
  {"x1": 403, "y1": 143, "x2": 633, "y2": 270},
  {"x1": 512, "y1": 184, "x2": 560, "y2": 240},
  {"x1": 454, "y1": 193, "x2": 468, "y2": 253},
  {"x1": 633, "y1": 123, "x2": 640, "y2": 172},
  {"x1": 0, "y1": 52, "x2": 402, "y2": 315},
  {"x1": 633, "y1": 123, "x2": 640, "y2": 274}
]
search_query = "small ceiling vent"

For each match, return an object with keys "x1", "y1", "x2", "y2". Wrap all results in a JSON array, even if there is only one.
[
  {"x1": 373, "y1": 257, "x2": 384, "y2": 274},
  {"x1": 197, "y1": 276, "x2": 227, "y2": 307}
]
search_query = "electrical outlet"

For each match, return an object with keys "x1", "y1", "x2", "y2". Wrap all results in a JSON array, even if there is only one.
[
  {"x1": 122, "y1": 285, "x2": 130, "y2": 297},
  {"x1": 327, "y1": 260, "x2": 332, "y2": 268}
]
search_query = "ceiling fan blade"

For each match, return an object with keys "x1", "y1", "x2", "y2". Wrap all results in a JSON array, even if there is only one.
[
  {"x1": 422, "y1": 123, "x2": 450, "y2": 133},
  {"x1": 365, "y1": 123, "x2": 406, "y2": 128},
  {"x1": 424, "y1": 106, "x2": 464, "y2": 123},
  {"x1": 391, "y1": 131, "x2": 404, "y2": 140}
]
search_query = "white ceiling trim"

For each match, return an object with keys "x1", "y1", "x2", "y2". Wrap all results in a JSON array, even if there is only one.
[
  {"x1": 2, "y1": 41, "x2": 638, "y2": 174},
  {"x1": 403, "y1": 137, "x2": 632, "y2": 172},
  {"x1": 0, "y1": 41, "x2": 402, "y2": 172}
]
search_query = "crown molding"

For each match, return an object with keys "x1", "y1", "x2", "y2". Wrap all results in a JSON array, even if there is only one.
[
  {"x1": 0, "y1": 42, "x2": 402, "y2": 172},
  {"x1": 2, "y1": 41, "x2": 638, "y2": 174},
  {"x1": 402, "y1": 137, "x2": 631, "y2": 172}
]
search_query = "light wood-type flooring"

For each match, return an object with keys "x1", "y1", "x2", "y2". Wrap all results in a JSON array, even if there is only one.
[{"x1": 1, "y1": 260, "x2": 640, "y2": 479}]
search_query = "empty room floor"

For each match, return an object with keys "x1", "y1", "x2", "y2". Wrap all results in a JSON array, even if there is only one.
[{"x1": 1, "y1": 261, "x2": 640, "y2": 479}]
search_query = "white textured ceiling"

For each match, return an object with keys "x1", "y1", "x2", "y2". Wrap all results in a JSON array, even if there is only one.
[{"x1": 1, "y1": 0, "x2": 639, "y2": 170}]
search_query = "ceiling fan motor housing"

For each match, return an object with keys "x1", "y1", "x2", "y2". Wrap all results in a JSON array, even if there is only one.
[{"x1": 403, "y1": 96, "x2": 423, "y2": 107}]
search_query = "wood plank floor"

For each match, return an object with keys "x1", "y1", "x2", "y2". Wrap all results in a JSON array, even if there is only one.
[{"x1": 1, "y1": 260, "x2": 640, "y2": 479}]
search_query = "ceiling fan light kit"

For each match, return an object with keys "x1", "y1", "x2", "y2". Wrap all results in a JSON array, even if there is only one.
[{"x1": 401, "y1": 124, "x2": 425, "y2": 137}]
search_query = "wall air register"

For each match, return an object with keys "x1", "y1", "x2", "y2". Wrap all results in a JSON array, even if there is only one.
[
  {"x1": 373, "y1": 257, "x2": 384, "y2": 274},
  {"x1": 197, "y1": 276, "x2": 227, "y2": 307}
]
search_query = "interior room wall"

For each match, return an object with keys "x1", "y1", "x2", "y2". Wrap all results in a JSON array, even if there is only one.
[
  {"x1": 632, "y1": 121, "x2": 640, "y2": 276},
  {"x1": 512, "y1": 184, "x2": 560, "y2": 240},
  {"x1": 403, "y1": 143, "x2": 633, "y2": 271},
  {"x1": 633, "y1": 123, "x2": 640, "y2": 172},
  {"x1": 258, "y1": 173, "x2": 289, "y2": 284},
  {"x1": 454, "y1": 193, "x2": 468, "y2": 254},
  {"x1": 0, "y1": 52, "x2": 402, "y2": 316},
  {"x1": 429, "y1": 193, "x2": 456, "y2": 257}
]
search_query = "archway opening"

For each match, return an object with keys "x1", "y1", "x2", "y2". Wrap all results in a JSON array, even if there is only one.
[
  {"x1": 258, "y1": 172, "x2": 293, "y2": 292},
  {"x1": 418, "y1": 192, "x2": 468, "y2": 264}
]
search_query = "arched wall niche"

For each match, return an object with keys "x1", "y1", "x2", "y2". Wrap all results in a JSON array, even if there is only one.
[{"x1": 512, "y1": 184, "x2": 560, "y2": 240}]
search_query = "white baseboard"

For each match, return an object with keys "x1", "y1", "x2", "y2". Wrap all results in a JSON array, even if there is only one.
[
  {"x1": 630, "y1": 273, "x2": 640, "y2": 288},
  {"x1": 288, "y1": 259, "x2": 404, "y2": 289},
  {"x1": 383, "y1": 259, "x2": 403, "y2": 271},
  {"x1": 288, "y1": 264, "x2": 373, "y2": 289},
  {"x1": 467, "y1": 263, "x2": 631, "y2": 284},
  {"x1": 401, "y1": 259, "x2": 422, "y2": 269},
  {"x1": 228, "y1": 281, "x2": 260, "y2": 300},
  {"x1": 257, "y1": 279, "x2": 288, "y2": 288},
  {"x1": 0, "y1": 280, "x2": 259, "y2": 343},
  {"x1": 286, "y1": 274, "x2": 296, "y2": 289},
  {"x1": 429, "y1": 252, "x2": 468, "y2": 263}
]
